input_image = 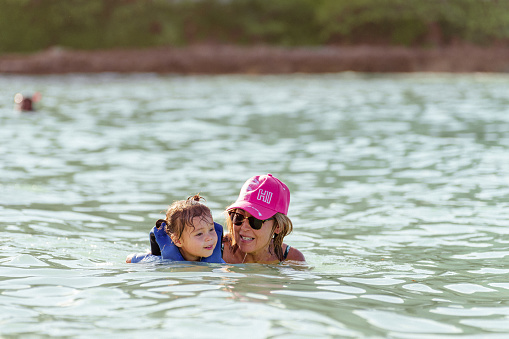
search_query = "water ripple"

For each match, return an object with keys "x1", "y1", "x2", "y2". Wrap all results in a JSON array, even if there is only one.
[{"x1": 2, "y1": 73, "x2": 509, "y2": 337}]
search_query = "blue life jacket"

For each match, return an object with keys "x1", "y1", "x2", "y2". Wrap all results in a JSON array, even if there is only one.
[{"x1": 129, "y1": 220, "x2": 225, "y2": 263}]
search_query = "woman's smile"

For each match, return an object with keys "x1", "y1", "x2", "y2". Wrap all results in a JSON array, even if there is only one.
[{"x1": 240, "y1": 235, "x2": 254, "y2": 242}]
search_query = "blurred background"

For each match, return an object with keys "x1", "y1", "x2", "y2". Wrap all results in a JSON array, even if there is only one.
[
  {"x1": 1, "y1": 0, "x2": 509, "y2": 73},
  {"x1": 0, "y1": 0, "x2": 509, "y2": 74},
  {"x1": 1, "y1": 0, "x2": 508, "y2": 52}
]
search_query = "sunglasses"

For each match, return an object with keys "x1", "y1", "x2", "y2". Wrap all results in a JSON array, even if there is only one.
[{"x1": 228, "y1": 210, "x2": 274, "y2": 230}]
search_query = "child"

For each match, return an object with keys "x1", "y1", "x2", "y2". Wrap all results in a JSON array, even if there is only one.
[{"x1": 126, "y1": 194, "x2": 224, "y2": 263}]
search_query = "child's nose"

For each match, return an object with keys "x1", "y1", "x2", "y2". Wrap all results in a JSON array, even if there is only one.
[{"x1": 206, "y1": 231, "x2": 215, "y2": 241}]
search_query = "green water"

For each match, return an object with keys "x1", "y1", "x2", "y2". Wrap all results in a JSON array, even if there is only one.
[{"x1": 1, "y1": 73, "x2": 509, "y2": 338}]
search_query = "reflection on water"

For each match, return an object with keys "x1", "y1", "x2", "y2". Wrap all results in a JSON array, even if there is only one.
[{"x1": 1, "y1": 73, "x2": 509, "y2": 337}]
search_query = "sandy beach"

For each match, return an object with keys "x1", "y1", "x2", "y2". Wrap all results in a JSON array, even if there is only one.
[{"x1": 1, "y1": 44, "x2": 509, "y2": 74}]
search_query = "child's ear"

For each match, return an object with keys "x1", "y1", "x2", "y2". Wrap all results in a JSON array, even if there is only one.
[{"x1": 171, "y1": 234, "x2": 183, "y2": 247}]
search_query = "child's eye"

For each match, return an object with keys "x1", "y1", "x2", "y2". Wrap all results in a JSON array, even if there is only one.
[{"x1": 195, "y1": 232, "x2": 203, "y2": 237}]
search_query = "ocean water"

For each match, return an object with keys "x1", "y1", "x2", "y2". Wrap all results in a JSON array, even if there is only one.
[{"x1": 1, "y1": 73, "x2": 509, "y2": 338}]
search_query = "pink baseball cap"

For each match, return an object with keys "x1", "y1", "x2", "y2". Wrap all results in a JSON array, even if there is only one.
[{"x1": 227, "y1": 173, "x2": 290, "y2": 220}]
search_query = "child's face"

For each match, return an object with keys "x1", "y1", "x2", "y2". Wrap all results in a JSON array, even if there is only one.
[{"x1": 174, "y1": 216, "x2": 217, "y2": 261}]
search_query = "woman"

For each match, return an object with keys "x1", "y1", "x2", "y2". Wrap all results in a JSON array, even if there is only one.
[{"x1": 222, "y1": 173, "x2": 305, "y2": 264}]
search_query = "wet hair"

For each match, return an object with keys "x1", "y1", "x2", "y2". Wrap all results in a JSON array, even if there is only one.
[
  {"x1": 272, "y1": 213, "x2": 293, "y2": 261},
  {"x1": 20, "y1": 98, "x2": 33, "y2": 111},
  {"x1": 165, "y1": 194, "x2": 212, "y2": 240},
  {"x1": 225, "y1": 209, "x2": 293, "y2": 262}
]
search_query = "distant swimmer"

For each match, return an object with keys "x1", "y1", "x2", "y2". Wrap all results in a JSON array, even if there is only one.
[{"x1": 14, "y1": 92, "x2": 41, "y2": 112}]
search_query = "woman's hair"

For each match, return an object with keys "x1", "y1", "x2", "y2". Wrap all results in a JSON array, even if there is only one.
[
  {"x1": 272, "y1": 213, "x2": 293, "y2": 261},
  {"x1": 225, "y1": 210, "x2": 293, "y2": 262},
  {"x1": 165, "y1": 194, "x2": 211, "y2": 240}
]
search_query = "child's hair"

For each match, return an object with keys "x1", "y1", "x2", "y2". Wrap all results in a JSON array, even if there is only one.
[
  {"x1": 165, "y1": 194, "x2": 211, "y2": 240},
  {"x1": 225, "y1": 210, "x2": 293, "y2": 261}
]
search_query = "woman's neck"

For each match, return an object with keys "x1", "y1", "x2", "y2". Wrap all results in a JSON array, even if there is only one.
[{"x1": 241, "y1": 241, "x2": 278, "y2": 264}]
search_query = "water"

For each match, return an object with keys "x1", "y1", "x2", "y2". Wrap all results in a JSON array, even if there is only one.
[{"x1": 1, "y1": 72, "x2": 509, "y2": 338}]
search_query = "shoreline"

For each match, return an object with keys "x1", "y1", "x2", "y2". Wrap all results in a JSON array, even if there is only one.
[{"x1": 1, "y1": 44, "x2": 509, "y2": 74}]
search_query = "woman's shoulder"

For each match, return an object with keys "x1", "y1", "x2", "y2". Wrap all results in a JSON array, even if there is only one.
[
  {"x1": 284, "y1": 244, "x2": 306, "y2": 262},
  {"x1": 222, "y1": 233, "x2": 233, "y2": 246},
  {"x1": 222, "y1": 233, "x2": 243, "y2": 263}
]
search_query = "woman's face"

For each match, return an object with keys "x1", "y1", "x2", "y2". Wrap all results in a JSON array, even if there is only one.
[{"x1": 231, "y1": 209, "x2": 276, "y2": 256}]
